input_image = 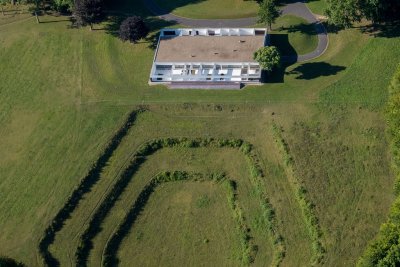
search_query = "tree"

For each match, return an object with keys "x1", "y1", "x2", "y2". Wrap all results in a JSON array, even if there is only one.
[
  {"x1": 326, "y1": 0, "x2": 400, "y2": 27},
  {"x1": 253, "y1": 46, "x2": 280, "y2": 71},
  {"x1": 258, "y1": 0, "x2": 280, "y2": 30},
  {"x1": 73, "y1": 0, "x2": 104, "y2": 30},
  {"x1": 119, "y1": 16, "x2": 149, "y2": 43},
  {"x1": 325, "y1": 0, "x2": 361, "y2": 28}
]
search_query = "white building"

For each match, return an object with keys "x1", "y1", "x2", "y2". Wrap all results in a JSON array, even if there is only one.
[{"x1": 149, "y1": 28, "x2": 267, "y2": 88}]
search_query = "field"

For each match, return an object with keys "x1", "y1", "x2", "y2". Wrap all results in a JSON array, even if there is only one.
[
  {"x1": 1, "y1": 0, "x2": 400, "y2": 266},
  {"x1": 152, "y1": 0, "x2": 259, "y2": 19}
]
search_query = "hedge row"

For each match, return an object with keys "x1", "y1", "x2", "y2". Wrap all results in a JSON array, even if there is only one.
[
  {"x1": 271, "y1": 123, "x2": 325, "y2": 266},
  {"x1": 357, "y1": 65, "x2": 400, "y2": 267},
  {"x1": 74, "y1": 137, "x2": 285, "y2": 266},
  {"x1": 223, "y1": 179, "x2": 257, "y2": 265},
  {"x1": 38, "y1": 108, "x2": 146, "y2": 267},
  {"x1": 240, "y1": 141, "x2": 286, "y2": 266},
  {"x1": 102, "y1": 171, "x2": 252, "y2": 267}
]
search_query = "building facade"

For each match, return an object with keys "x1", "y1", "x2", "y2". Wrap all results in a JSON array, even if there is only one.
[{"x1": 149, "y1": 28, "x2": 267, "y2": 85}]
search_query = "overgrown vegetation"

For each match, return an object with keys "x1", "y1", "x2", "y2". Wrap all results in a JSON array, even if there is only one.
[
  {"x1": 271, "y1": 123, "x2": 325, "y2": 266},
  {"x1": 357, "y1": 65, "x2": 400, "y2": 266}
]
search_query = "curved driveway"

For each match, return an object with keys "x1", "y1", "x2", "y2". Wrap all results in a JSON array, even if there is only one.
[{"x1": 143, "y1": 0, "x2": 328, "y2": 62}]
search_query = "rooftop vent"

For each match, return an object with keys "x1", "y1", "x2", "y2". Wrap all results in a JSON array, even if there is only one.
[{"x1": 239, "y1": 40, "x2": 245, "y2": 43}]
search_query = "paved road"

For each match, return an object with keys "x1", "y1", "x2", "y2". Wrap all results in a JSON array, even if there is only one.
[{"x1": 142, "y1": 0, "x2": 328, "y2": 62}]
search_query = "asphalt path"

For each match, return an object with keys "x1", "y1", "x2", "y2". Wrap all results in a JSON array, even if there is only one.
[{"x1": 142, "y1": 0, "x2": 328, "y2": 62}]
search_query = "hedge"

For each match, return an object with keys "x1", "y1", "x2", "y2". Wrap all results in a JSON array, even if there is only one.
[
  {"x1": 358, "y1": 65, "x2": 400, "y2": 267},
  {"x1": 74, "y1": 137, "x2": 285, "y2": 267},
  {"x1": 272, "y1": 123, "x2": 325, "y2": 266},
  {"x1": 38, "y1": 108, "x2": 146, "y2": 267},
  {"x1": 102, "y1": 171, "x2": 256, "y2": 266}
]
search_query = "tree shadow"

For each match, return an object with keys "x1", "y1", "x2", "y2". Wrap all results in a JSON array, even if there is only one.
[
  {"x1": 279, "y1": 22, "x2": 318, "y2": 35},
  {"x1": 359, "y1": 22, "x2": 400, "y2": 38},
  {"x1": 287, "y1": 62, "x2": 346, "y2": 80}
]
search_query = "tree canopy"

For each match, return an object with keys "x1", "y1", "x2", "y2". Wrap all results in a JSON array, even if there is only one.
[
  {"x1": 119, "y1": 16, "x2": 149, "y2": 43},
  {"x1": 258, "y1": 0, "x2": 280, "y2": 30},
  {"x1": 73, "y1": 0, "x2": 104, "y2": 29},
  {"x1": 326, "y1": 0, "x2": 400, "y2": 27},
  {"x1": 253, "y1": 46, "x2": 281, "y2": 71}
]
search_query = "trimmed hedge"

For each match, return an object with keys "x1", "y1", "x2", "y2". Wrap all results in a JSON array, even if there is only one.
[
  {"x1": 38, "y1": 108, "x2": 146, "y2": 267},
  {"x1": 358, "y1": 65, "x2": 400, "y2": 267},
  {"x1": 272, "y1": 123, "x2": 325, "y2": 266},
  {"x1": 74, "y1": 137, "x2": 285, "y2": 267}
]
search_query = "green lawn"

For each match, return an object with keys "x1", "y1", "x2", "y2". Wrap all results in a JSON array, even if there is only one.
[
  {"x1": 271, "y1": 15, "x2": 319, "y2": 56},
  {"x1": 153, "y1": 0, "x2": 259, "y2": 19},
  {"x1": 1, "y1": 0, "x2": 400, "y2": 265},
  {"x1": 306, "y1": 0, "x2": 328, "y2": 15}
]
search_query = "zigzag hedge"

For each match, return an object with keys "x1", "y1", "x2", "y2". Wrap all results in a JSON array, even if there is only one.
[
  {"x1": 38, "y1": 108, "x2": 146, "y2": 267},
  {"x1": 74, "y1": 137, "x2": 286, "y2": 267},
  {"x1": 102, "y1": 171, "x2": 256, "y2": 266}
]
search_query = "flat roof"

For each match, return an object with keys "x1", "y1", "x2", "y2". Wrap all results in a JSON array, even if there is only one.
[{"x1": 155, "y1": 35, "x2": 265, "y2": 63}]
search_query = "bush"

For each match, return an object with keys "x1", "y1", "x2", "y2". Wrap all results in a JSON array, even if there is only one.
[{"x1": 119, "y1": 16, "x2": 149, "y2": 43}]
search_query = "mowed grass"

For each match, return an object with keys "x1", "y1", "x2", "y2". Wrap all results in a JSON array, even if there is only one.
[
  {"x1": 152, "y1": 0, "x2": 259, "y2": 19},
  {"x1": 271, "y1": 15, "x2": 318, "y2": 56},
  {"x1": 118, "y1": 181, "x2": 241, "y2": 266},
  {"x1": 305, "y1": 0, "x2": 327, "y2": 15},
  {"x1": 0, "y1": 0, "x2": 400, "y2": 265}
]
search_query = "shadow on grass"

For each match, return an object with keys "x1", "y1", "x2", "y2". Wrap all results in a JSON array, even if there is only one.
[
  {"x1": 264, "y1": 33, "x2": 297, "y2": 83},
  {"x1": 359, "y1": 22, "x2": 400, "y2": 38},
  {"x1": 279, "y1": 22, "x2": 318, "y2": 35},
  {"x1": 287, "y1": 62, "x2": 346, "y2": 80}
]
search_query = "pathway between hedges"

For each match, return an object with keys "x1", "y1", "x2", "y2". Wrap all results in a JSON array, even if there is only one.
[{"x1": 142, "y1": 0, "x2": 328, "y2": 62}]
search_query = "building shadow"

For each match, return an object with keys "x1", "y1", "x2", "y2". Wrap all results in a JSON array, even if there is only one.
[
  {"x1": 264, "y1": 33, "x2": 297, "y2": 83},
  {"x1": 287, "y1": 62, "x2": 346, "y2": 80}
]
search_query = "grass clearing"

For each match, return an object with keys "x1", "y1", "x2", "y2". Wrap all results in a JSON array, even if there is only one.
[
  {"x1": 306, "y1": 0, "x2": 327, "y2": 15},
  {"x1": 270, "y1": 15, "x2": 319, "y2": 56},
  {"x1": 152, "y1": 0, "x2": 259, "y2": 19}
]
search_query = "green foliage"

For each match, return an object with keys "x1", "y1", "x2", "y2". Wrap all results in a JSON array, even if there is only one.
[
  {"x1": 258, "y1": 0, "x2": 280, "y2": 29},
  {"x1": 326, "y1": 0, "x2": 400, "y2": 27},
  {"x1": 271, "y1": 123, "x2": 325, "y2": 265},
  {"x1": 358, "y1": 65, "x2": 400, "y2": 267},
  {"x1": 253, "y1": 46, "x2": 281, "y2": 72},
  {"x1": 325, "y1": 0, "x2": 360, "y2": 28}
]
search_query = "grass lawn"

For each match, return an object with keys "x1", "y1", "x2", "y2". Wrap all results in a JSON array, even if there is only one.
[
  {"x1": 118, "y1": 180, "x2": 241, "y2": 266},
  {"x1": 1, "y1": 0, "x2": 400, "y2": 265},
  {"x1": 152, "y1": 0, "x2": 259, "y2": 19},
  {"x1": 270, "y1": 15, "x2": 318, "y2": 56},
  {"x1": 306, "y1": 0, "x2": 328, "y2": 15}
]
